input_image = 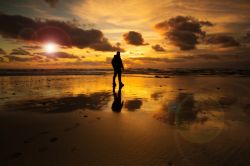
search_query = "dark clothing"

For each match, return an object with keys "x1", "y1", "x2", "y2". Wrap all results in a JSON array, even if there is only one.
[
  {"x1": 112, "y1": 55, "x2": 124, "y2": 85},
  {"x1": 113, "y1": 70, "x2": 122, "y2": 85},
  {"x1": 112, "y1": 55, "x2": 124, "y2": 72}
]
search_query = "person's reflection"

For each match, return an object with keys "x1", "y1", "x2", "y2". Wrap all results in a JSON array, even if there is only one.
[{"x1": 112, "y1": 86, "x2": 123, "y2": 112}]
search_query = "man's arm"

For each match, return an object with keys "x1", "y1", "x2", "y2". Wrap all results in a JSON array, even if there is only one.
[{"x1": 120, "y1": 59, "x2": 124, "y2": 70}]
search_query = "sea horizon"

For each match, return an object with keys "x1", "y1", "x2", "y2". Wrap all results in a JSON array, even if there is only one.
[{"x1": 1, "y1": 68, "x2": 250, "y2": 76}]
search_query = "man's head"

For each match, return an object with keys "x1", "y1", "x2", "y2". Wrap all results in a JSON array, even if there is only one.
[{"x1": 116, "y1": 51, "x2": 120, "y2": 56}]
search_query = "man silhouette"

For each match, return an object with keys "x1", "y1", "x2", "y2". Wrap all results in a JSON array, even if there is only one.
[
  {"x1": 112, "y1": 51, "x2": 124, "y2": 87},
  {"x1": 111, "y1": 86, "x2": 123, "y2": 112}
]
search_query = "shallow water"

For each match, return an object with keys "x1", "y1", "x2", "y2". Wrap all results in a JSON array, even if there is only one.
[{"x1": 0, "y1": 75, "x2": 250, "y2": 166}]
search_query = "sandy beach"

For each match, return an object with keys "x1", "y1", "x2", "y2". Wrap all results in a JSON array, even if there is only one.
[{"x1": 0, "y1": 74, "x2": 250, "y2": 166}]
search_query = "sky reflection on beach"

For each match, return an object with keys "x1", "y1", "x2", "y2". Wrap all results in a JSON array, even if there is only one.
[
  {"x1": 1, "y1": 75, "x2": 249, "y2": 128},
  {"x1": 0, "y1": 75, "x2": 250, "y2": 165}
]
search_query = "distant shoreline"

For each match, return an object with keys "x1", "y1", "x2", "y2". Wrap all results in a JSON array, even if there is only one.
[{"x1": 0, "y1": 68, "x2": 250, "y2": 77}]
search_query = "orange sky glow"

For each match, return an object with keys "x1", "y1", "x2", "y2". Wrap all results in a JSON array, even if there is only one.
[{"x1": 0, "y1": 0, "x2": 249, "y2": 69}]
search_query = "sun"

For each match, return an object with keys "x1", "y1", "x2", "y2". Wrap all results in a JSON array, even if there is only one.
[{"x1": 44, "y1": 42, "x2": 57, "y2": 53}]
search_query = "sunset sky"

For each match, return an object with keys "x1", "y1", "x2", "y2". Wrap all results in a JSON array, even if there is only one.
[{"x1": 0, "y1": 0, "x2": 249, "y2": 69}]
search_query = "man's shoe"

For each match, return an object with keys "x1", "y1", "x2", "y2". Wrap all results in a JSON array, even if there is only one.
[{"x1": 119, "y1": 83, "x2": 124, "y2": 87}]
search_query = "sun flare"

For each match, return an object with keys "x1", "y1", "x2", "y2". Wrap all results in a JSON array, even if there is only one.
[{"x1": 44, "y1": 42, "x2": 57, "y2": 53}]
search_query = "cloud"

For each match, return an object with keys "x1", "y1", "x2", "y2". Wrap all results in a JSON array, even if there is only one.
[
  {"x1": 205, "y1": 34, "x2": 240, "y2": 47},
  {"x1": 0, "y1": 13, "x2": 123, "y2": 52},
  {"x1": 0, "y1": 57, "x2": 4, "y2": 62},
  {"x1": 195, "y1": 54, "x2": 220, "y2": 60},
  {"x1": 127, "y1": 50, "x2": 250, "y2": 68},
  {"x1": 35, "y1": 52, "x2": 80, "y2": 61},
  {"x1": 49, "y1": 59, "x2": 110, "y2": 68},
  {"x1": 5, "y1": 55, "x2": 31, "y2": 62},
  {"x1": 22, "y1": 45, "x2": 42, "y2": 50},
  {"x1": 91, "y1": 38, "x2": 125, "y2": 52},
  {"x1": 123, "y1": 31, "x2": 147, "y2": 45},
  {"x1": 199, "y1": 21, "x2": 213, "y2": 27},
  {"x1": 243, "y1": 32, "x2": 250, "y2": 43},
  {"x1": 5, "y1": 55, "x2": 42, "y2": 62},
  {"x1": 44, "y1": 0, "x2": 59, "y2": 8},
  {"x1": 49, "y1": 52, "x2": 79, "y2": 59},
  {"x1": 130, "y1": 57, "x2": 185, "y2": 63},
  {"x1": 128, "y1": 54, "x2": 221, "y2": 64},
  {"x1": 10, "y1": 48, "x2": 31, "y2": 55},
  {"x1": 152, "y1": 44, "x2": 166, "y2": 52},
  {"x1": 155, "y1": 16, "x2": 213, "y2": 50},
  {"x1": 0, "y1": 48, "x2": 6, "y2": 55}
]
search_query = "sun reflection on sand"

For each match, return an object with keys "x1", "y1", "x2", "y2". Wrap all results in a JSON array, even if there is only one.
[{"x1": 1, "y1": 75, "x2": 250, "y2": 166}]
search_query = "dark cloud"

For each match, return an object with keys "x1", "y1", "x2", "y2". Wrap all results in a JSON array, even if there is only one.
[
  {"x1": 32, "y1": 55, "x2": 43, "y2": 61},
  {"x1": 0, "y1": 57, "x2": 4, "y2": 62},
  {"x1": 243, "y1": 32, "x2": 250, "y2": 43},
  {"x1": 72, "y1": 61, "x2": 103, "y2": 66},
  {"x1": 53, "y1": 59, "x2": 110, "y2": 67},
  {"x1": 5, "y1": 55, "x2": 42, "y2": 62},
  {"x1": 10, "y1": 48, "x2": 31, "y2": 55},
  {"x1": 123, "y1": 31, "x2": 147, "y2": 45},
  {"x1": 48, "y1": 52, "x2": 79, "y2": 59},
  {"x1": 0, "y1": 48, "x2": 6, "y2": 55},
  {"x1": 5, "y1": 55, "x2": 28, "y2": 62},
  {"x1": 131, "y1": 57, "x2": 185, "y2": 63},
  {"x1": 0, "y1": 13, "x2": 123, "y2": 52},
  {"x1": 199, "y1": 21, "x2": 214, "y2": 27},
  {"x1": 127, "y1": 51, "x2": 250, "y2": 68},
  {"x1": 152, "y1": 44, "x2": 166, "y2": 52},
  {"x1": 205, "y1": 34, "x2": 240, "y2": 47},
  {"x1": 44, "y1": 0, "x2": 59, "y2": 8},
  {"x1": 125, "y1": 99, "x2": 143, "y2": 111},
  {"x1": 124, "y1": 47, "x2": 250, "y2": 68},
  {"x1": 91, "y1": 38, "x2": 125, "y2": 52},
  {"x1": 155, "y1": 16, "x2": 213, "y2": 50},
  {"x1": 34, "y1": 52, "x2": 80, "y2": 62},
  {"x1": 195, "y1": 54, "x2": 220, "y2": 60},
  {"x1": 23, "y1": 45, "x2": 42, "y2": 50},
  {"x1": 128, "y1": 54, "x2": 221, "y2": 64},
  {"x1": 176, "y1": 54, "x2": 220, "y2": 60}
]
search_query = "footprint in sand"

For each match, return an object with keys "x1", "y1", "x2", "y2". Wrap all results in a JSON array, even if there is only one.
[
  {"x1": 50, "y1": 137, "x2": 58, "y2": 143},
  {"x1": 71, "y1": 146, "x2": 78, "y2": 153},
  {"x1": 168, "y1": 161, "x2": 173, "y2": 166},
  {"x1": 10, "y1": 152, "x2": 22, "y2": 159},
  {"x1": 39, "y1": 131, "x2": 50, "y2": 135},
  {"x1": 38, "y1": 147, "x2": 48, "y2": 152},
  {"x1": 24, "y1": 131, "x2": 49, "y2": 144},
  {"x1": 63, "y1": 122, "x2": 80, "y2": 132}
]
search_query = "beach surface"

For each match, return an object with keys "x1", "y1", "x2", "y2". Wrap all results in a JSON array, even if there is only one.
[{"x1": 0, "y1": 74, "x2": 250, "y2": 166}]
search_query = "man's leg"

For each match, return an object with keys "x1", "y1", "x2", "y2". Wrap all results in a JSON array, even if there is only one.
[
  {"x1": 113, "y1": 71, "x2": 117, "y2": 85},
  {"x1": 118, "y1": 71, "x2": 123, "y2": 86}
]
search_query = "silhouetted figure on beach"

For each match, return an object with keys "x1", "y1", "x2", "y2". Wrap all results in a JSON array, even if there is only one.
[
  {"x1": 112, "y1": 51, "x2": 124, "y2": 87},
  {"x1": 112, "y1": 86, "x2": 123, "y2": 112}
]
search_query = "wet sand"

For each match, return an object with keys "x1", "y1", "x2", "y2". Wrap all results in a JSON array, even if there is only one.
[{"x1": 0, "y1": 74, "x2": 250, "y2": 166}]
